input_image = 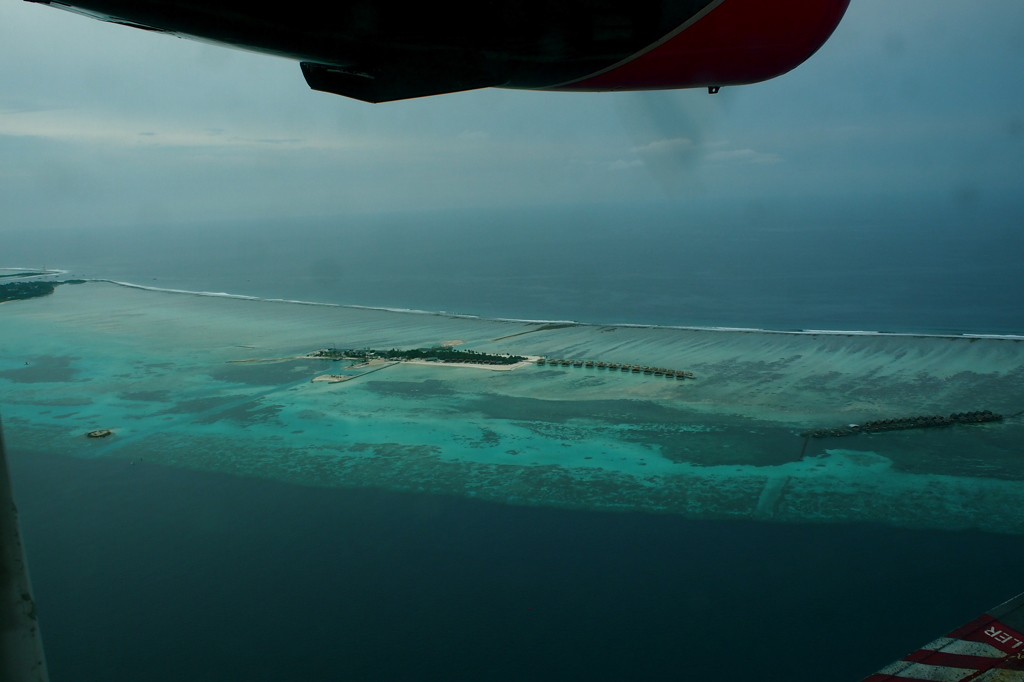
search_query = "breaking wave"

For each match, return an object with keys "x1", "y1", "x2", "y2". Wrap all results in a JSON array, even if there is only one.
[{"x1": 92, "y1": 279, "x2": 1024, "y2": 341}]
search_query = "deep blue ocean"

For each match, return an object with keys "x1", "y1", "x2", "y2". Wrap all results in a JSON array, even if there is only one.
[
  {"x1": 13, "y1": 448, "x2": 1024, "y2": 682},
  {"x1": 5, "y1": 194, "x2": 1024, "y2": 680}
]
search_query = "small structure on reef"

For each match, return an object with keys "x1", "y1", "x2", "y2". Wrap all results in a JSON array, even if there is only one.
[
  {"x1": 800, "y1": 411, "x2": 1003, "y2": 439},
  {"x1": 87, "y1": 429, "x2": 113, "y2": 438},
  {"x1": 310, "y1": 346, "x2": 526, "y2": 366},
  {"x1": 312, "y1": 374, "x2": 351, "y2": 383},
  {"x1": 516, "y1": 355, "x2": 695, "y2": 379}
]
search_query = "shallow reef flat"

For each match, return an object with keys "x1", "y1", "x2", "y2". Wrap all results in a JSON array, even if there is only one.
[{"x1": 2, "y1": 282, "x2": 1023, "y2": 532}]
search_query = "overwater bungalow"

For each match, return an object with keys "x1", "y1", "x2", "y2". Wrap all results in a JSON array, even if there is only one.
[
  {"x1": 573, "y1": 360, "x2": 583, "y2": 367},
  {"x1": 631, "y1": 366, "x2": 641, "y2": 373},
  {"x1": 654, "y1": 370, "x2": 664, "y2": 376},
  {"x1": 536, "y1": 358, "x2": 546, "y2": 365},
  {"x1": 596, "y1": 362, "x2": 607, "y2": 368},
  {"x1": 561, "y1": 360, "x2": 572, "y2": 366},
  {"x1": 585, "y1": 361, "x2": 594, "y2": 368}
]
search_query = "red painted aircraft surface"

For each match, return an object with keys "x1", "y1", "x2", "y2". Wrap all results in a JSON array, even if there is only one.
[
  {"x1": 861, "y1": 592, "x2": 1024, "y2": 682},
  {"x1": 27, "y1": 0, "x2": 850, "y2": 102}
]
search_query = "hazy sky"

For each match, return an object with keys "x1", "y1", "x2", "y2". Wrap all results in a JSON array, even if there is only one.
[{"x1": 1, "y1": 0, "x2": 1022, "y2": 229}]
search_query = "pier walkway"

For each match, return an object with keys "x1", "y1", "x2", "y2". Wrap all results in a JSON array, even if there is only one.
[
  {"x1": 800, "y1": 411, "x2": 1003, "y2": 439},
  {"x1": 536, "y1": 358, "x2": 694, "y2": 379}
]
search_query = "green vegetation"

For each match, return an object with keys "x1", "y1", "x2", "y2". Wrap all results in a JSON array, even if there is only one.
[
  {"x1": 0, "y1": 279, "x2": 89, "y2": 304},
  {"x1": 0, "y1": 281, "x2": 57, "y2": 303},
  {"x1": 311, "y1": 347, "x2": 526, "y2": 365}
]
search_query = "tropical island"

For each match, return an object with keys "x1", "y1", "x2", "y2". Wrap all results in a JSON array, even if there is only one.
[
  {"x1": 0, "y1": 280, "x2": 87, "y2": 304},
  {"x1": 0, "y1": 281, "x2": 57, "y2": 303},
  {"x1": 310, "y1": 346, "x2": 527, "y2": 365}
]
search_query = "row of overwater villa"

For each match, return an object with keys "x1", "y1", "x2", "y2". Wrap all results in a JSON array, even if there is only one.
[{"x1": 535, "y1": 358, "x2": 694, "y2": 379}]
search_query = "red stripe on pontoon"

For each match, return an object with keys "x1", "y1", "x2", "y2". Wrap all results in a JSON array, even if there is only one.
[
  {"x1": 948, "y1": 616, "x2": 998, "y2": 640},
  {"x1": 957, "y1": 619, "x2": 1024, "y2": 655},
  {"x1": 903, "y1": 648, "x2": 1000, "y2": 670},
  {"x1": 859, "y1": 674, "x2": 966, "y2": 682}
]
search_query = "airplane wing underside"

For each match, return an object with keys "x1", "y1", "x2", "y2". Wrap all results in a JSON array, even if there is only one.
[{"x1": 27, "y1": 0, "x2": 851, "y2": 102}]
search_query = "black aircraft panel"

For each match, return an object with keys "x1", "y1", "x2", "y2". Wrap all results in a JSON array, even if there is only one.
[{"x1": 33, "y1": 0, "x2": 716, "y2": 99}]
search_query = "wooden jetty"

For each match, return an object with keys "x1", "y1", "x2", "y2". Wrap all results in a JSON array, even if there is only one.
[
  {"x1": 800, "y1": 411, "x2": 1003, "y2": 439},
  {"x1": 535, "y1": 357, "x2": 694, "y2": 379}
]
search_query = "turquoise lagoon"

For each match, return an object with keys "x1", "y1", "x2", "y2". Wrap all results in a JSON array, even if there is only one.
[{"x1": 2, "y1": 282, "x2": 1023, "y2": 533}]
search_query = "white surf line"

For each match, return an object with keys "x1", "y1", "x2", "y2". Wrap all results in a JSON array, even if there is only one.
[
  {"x1": 0, "y1": 267, "x2": 68, "y2": 279},
  {"x1": 605, "y1": 323, "x2": 1024, "y2": 341},
  {"x1": 98, "y1": 279, "x2": 344, "y2": 307},
  {"x1": 92, "y1": 279, "x2": 1024, "y2": 342}
]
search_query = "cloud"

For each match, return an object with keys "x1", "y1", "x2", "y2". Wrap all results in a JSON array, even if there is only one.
[
  {"x1": 604, "y1": 159, "x2": 643, "y2": 171},
  {"x1": 706, "y1": 148, "x2": 782, "y2": 164},
  {"x1": 632, "y1": 137, "x2": 695, "y2": 156},
  {"x1": 0, "y1": 108, "x2": 331, "y2": 150}
]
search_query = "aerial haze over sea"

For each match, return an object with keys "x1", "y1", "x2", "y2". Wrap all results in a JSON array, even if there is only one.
[
  {"x1": 7, "y1": 193, "x2": 1024, "y2": 334},
  {"x1": 3, "y1": 0, "x2": 1024, "y2": 678}
]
